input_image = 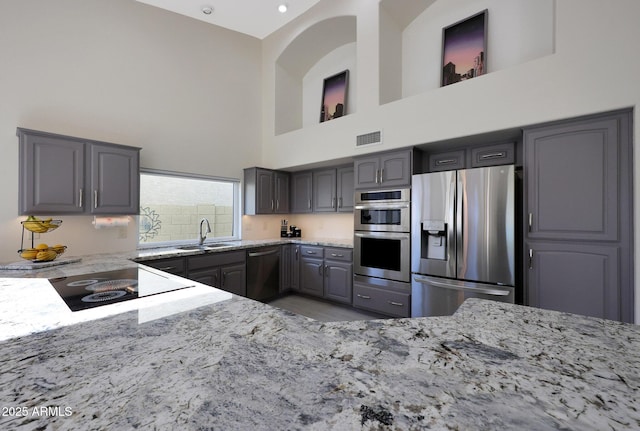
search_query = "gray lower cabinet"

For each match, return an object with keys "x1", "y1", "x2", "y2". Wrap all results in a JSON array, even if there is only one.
[
  {"x1": 141, "y1": 257, "x2": 186, "y2": 277},
  {"x1": 323, "y1": 248, "x2": 353, "y2": 304},
  {"x1": 280, "y1": 243, "x2": 301, "y2": 293},
  {"x1": 300, "y1": 246, "x2": 324, "y2": 297},
  {"x1": 352, "y1": 275, "x2": 410, "y2": 317},
  {"x1": 17, "y1": 128, "x2": 140, "y2": 215},
  {"x1": 187, "y1": 251, "x2": 246, "y2": 296},
  {"x1": 299, "y1": 246, "x2": 353, "y2": 304},
  {"x1": 524, "y1": 109, "x2": 633, "y2": 323}
]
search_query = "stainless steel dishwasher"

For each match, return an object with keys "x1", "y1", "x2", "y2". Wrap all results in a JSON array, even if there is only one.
[{"x1": 246, "y1": 247, "x2": 280, "y2": 302}]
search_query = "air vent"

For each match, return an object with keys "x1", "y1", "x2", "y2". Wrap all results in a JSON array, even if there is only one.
[{"x1": 356, "y1": 131, "x2": 382, "y2": 147}]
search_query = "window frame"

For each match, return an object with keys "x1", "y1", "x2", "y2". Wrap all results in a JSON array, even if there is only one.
[{"x1": 137, "y1": 168, "x2": 241, "y2": 249}]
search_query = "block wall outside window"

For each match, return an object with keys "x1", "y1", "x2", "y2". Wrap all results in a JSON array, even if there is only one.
[{"x1": 138, "y1": 170, "x2": 239, "y2": 246}]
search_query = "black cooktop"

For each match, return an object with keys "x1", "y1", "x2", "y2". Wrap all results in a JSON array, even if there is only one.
[{"x1": 49, "y1": 266, "x2": 194, "y2": 312}]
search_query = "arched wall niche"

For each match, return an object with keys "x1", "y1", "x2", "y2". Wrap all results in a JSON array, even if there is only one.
[{"x1": 275, "y1": 15, "x2": 356, "y2": 135}]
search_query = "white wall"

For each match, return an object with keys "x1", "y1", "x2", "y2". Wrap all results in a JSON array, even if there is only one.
[
  {"x1": 261, "y1": 0, "x2": 640, "y2": 322},
  {"x1": 0, "y1": 0, "x2": 262, "y2": 262}
]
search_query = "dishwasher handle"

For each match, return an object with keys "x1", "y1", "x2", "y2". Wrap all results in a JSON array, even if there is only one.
[{"x1": 248, "y1": 248, "x2": 280, "y2": 258}]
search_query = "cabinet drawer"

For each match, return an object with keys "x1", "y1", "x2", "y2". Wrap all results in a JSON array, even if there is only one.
[
  {"x1": 353, "y1": 283, "x2": 410, "y2": 317},
  {"x1": 188, "y1": 250, "x2": 245, "y2": 271},
  {"x1": 300, "y1": 245, "x2": 324, "y2": 258},
  {"x1": 324, "y1": 247, "x2": 352, "y2": 262},
  {"x1": 469, "y1": 143, "x2": 515, "y2": 167},
  {"x1": 429, "y1": 150, "x2": 466, "y2": 172},
  {"x1": 142, "y1": 257, "x2": 186, "y2": 276}
]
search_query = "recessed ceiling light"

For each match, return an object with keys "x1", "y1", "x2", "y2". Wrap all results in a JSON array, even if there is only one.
[
  {"x1": 201, "y1": 6, "x2": 213, "y2": 15},
  {"x1": 278, "y1": 4, "x2": 288, "y2": 13}
]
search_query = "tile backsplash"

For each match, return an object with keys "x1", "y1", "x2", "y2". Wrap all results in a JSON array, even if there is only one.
[{"x1": 242, "y1": 213, "x2": 354, "y2": 240}]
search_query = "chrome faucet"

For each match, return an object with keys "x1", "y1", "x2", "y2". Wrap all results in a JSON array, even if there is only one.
[{"x1": 199, "y1": 218, "x2": 211, "y2": 245}]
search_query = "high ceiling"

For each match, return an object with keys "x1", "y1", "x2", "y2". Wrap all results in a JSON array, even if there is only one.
[{"x1": 135, "y1": 0, "x2": 322, "y2": 39}]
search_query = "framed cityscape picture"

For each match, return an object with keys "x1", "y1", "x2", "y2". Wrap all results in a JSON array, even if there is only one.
[
  {"x1": 320, "y1": 70, "x2": 349, "y2": 122},
  {"x1": 441, "y1": 10, "x2": 487, "y2": 87}
]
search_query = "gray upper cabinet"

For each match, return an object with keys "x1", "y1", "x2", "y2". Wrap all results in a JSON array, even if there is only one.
[
  {"x1": 429, "y1": 150, "x2": 465, "y2": 172},
  {"x1": 293, "y1": 166, "x2": 353, "y2": 213},
  {"x1": 90, "y1": 144, "x2": 140, "y2": 214},
  {"x1": 18, "y1": 128, "x2": 140, "y2": 215},
  {"x1": 354, "y1": 150, "x2": 411, "y2": 189},
  {"x1": 313, "y1": 169, "x2": 337, "y2": 212},
  {"x1": 523, "y1": 110, "x2": 633, "y2": 323},
  {"x1": 336, "y1": 166, "x2": 354, "y2": 212},
  {"x1": 291, "y1": 171, "x2": 313, "y2": 213},
  {"x1": 244, "y1": 168, "x2": 290, "y2": 215}
]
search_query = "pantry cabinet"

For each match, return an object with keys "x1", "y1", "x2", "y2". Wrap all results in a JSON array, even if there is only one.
[
  {"x1": 523, "y1": 110, "x2": 633, "y2": 323},
  {"x1": 17, "y1": 128, "x2": 140, "y2": 215}
]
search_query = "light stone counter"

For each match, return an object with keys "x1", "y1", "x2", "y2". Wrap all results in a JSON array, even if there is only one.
[
  {"x1": 0, "y1": 298, "x2": 638, "y2": 430},
  {"x1": 0, "y1": 241, "x2": 639, "y2": 430}
]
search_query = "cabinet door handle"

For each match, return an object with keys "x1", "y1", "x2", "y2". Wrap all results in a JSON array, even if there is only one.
[
  {"x1": 388, "y1": 301, "x2": 404, "y2": 307},
  {"x1": 332, "y1": 197, "x2": 336, "y2": 208},
  {"x1": 357, "y1": 294, "x2": 371, "y2": 300},
  {"x1": 79, "y1": 188, "x2": 84, "y2": 208},
  {"x1": 308, "y1": 199, "x2": 311, "y2": 209},
  {"x1": 528, "y1": 249, "x2": 533, "y2": 269},
  {"x1": 94, "y1": 190, "x2": 98, "y2": 209},
  {"x1": 338, "y1": 197, "x2": 343, "y2": 208},
  {"x1": 271, "y1": 200, "x2": 274, "y2": 211},
  {"x1": 295, "y1": 248, "x2": 299, "y2": 260},
  {"x1": 479, "y1": 152, "x2": 506, "y2": 160},
  {"x1": 380, "y1": 168, "x2": 384, "y2": 183},
  {"x1": 306, "y1": 250, "x2": 316, "y2": 255},
  {"x1": 318, "y1": 264, "x2": 323, "y2": 275},
  {"x1": 324, "y1": 264, "x2": 328, "y2": 277},
  {"x1": 528, "y1": 213, "x2": 533, "y2": 232},
  {"x1": 436, "y1": 158, "x2": 457, "y2": 165},
  {"x1": 330, "y1": 253, "x2": 344, "y2": 258},
  {"x1": 276, "y1": 199, "x2": 279, "y2": 210},
  {"x1": 157, "y1": 266, "x2": 176, "y2": 271}
]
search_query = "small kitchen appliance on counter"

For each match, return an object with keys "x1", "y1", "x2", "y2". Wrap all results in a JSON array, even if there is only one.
[{"x1": 49, "y1": 266, "x2": 195, "y2": 311}]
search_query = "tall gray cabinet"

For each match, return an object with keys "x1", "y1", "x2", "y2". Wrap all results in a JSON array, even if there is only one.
[
  {"x1": 523, "y1": 110, "x2": 633, "y2": 323},
  {"x1": 18, "y1": 128, "x2": 140, "y2": 215}
]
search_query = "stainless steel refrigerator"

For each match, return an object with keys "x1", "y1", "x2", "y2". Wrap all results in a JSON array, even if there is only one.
[{"x1": 411, "y1": 165, "x2": 515, "y2": 316}]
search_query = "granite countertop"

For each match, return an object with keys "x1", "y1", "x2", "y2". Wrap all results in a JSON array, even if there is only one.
[
  {"x1": 1, "y1": 240, "x2": 639, "y2": 430},
  {"x1": 0, "y1": 298, "x2": 638, "y2": 430}
]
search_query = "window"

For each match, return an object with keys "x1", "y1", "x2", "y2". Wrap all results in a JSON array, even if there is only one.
[{"x1": 138, "y1": 169, "x2": 240, "y2": 247}]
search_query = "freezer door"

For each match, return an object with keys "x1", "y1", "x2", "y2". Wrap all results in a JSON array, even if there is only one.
[
  {"x1": 411, "y1": 171, "x2": 456, "y2": 278},
  {"x1": 457, "y1": 165, "x2": 515, "y2": 286},
  {"x1": 411, "y1": 274, "x2": 514, "y2": 317}
]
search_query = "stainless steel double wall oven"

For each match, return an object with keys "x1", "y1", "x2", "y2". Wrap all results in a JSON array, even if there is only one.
[{"x1": 354, "y1": 188, "x2": 411, "y2": 283}]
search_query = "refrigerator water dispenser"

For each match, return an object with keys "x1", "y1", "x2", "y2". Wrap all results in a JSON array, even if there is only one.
[{"x1": 422, "y1": 220, "x2": 447, "y2": 260}]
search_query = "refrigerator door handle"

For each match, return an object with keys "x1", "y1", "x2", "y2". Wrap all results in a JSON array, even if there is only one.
[{"x1": 413, "y1": 275, "x2": 511, "y2": 297}]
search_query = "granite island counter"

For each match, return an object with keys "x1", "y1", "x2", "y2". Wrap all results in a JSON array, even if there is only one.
[{"x1": 1, "y1": 244, "x2": 639, "y2": 430}]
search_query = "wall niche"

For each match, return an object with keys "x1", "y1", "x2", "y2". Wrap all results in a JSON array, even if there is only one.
[
  {"x1": 275, "y1": 16, "x2": 356, "y2": 135},
  {"x1": 379, "y1": 0, "x2": 555, "y2": 105}
]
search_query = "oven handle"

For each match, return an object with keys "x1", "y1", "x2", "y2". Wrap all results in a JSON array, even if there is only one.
[
  {"x1": 412, "y1": 275, "x2": 511, "y2": 296},
  {"x1": 355, "y1": 232, "x2": 410, "y2": 239},
  {"x1": 354, "y1": 203, "x2": 409, "y2": 210}
]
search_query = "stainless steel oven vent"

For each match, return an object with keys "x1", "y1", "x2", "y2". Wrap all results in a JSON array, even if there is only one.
[{"x1": 356, "y1": 131, "x2": 382, "y2": 147}]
